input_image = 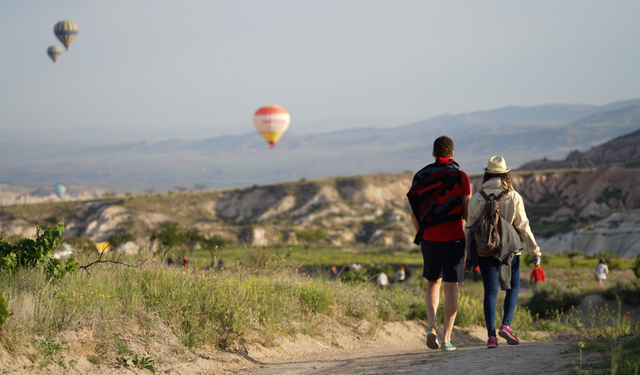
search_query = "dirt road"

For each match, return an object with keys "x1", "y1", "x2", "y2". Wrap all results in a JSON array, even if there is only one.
[{"x1": 241, "y1": 341, "x2": 579, "y2": 375}]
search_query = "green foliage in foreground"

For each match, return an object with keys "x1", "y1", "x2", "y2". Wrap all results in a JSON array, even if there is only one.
[
  {"x1": 0, "y1": 295, "x2": 8, "y2": 329},
  {"x1": 570, "y1": 335, "x2": 640, "y2": 375},
  {"x1": 0, "y1": 223, "x2": 79, "y2": 279}
]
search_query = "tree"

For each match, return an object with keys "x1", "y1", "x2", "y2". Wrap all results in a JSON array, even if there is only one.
[
  {"x1": 294, "y1": 229, "x2": 327, "y2": 249},
  {"x1": 200, "y1": 235, "x2": 234, "y2": 264},
  {"x1": 194, "y1": 183, "x2": 206, "y2": 192},
  {"x1": 151, "y1": 223, "x2": 187, "y2": 257},
  {"x1": 175, "y1": 186, "x2": 188, "y2": 193}
]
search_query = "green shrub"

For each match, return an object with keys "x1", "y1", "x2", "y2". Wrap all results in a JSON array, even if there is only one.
[
  {"x1": 340, "y1": 269, "x2": 370, "y2": 285},
  {"x1": 297, "y1": 281, "x2": 333, "y2": 313},
  {"x1": 0, "y1": 294, "x2": 8, "y2": 329},
  {"x1": 525, "y1": 282, "x2": 582, "y2": 318},
  {"x1": 602, "y1": 280, "x2": 640, "y2": 305},
  {"x1": 407, "y1": 302, "x2": 428, "y2": 320},
  {"x1": 454, "y1": 292, "x2": 484, "y2": 327},
  {"x1": 375, "y1": 287, "x2": 421, "y2": 321},
  {"x1": 294, "y1": 229, "x2": 327, "y2": 249},
  {"x1": 0, "y1": 223, "x2": 78, "y2": 279},
  {"x1": 632, "y1": 252, "x2": 640, "y2": 280},
  {"x1": 107, "y1": 232, "x2": 134, "y2": 249}
]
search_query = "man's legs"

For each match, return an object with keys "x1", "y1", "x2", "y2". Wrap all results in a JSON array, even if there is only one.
[
  {"x1": 442, "y1": 281, "x2": 458, "y2": 344},
  {"x1": 425, "y1": 278, "x2": 441, "y2": 329}
]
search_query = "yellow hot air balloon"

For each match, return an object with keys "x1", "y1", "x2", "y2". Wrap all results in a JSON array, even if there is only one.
[
  {"x1": 253, "y1": 105, "x2": 290, "y2": 149},
  {"x1": 47, "y1": 46, "x2": 62, "y2": 63},
  {"x1": 54, "y1": 21, "x2": 78, "y2": 50}
]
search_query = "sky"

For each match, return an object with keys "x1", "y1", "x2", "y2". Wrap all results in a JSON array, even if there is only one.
[{"x1": 1, "y1": 0, "x2": 639, "y2": 144}]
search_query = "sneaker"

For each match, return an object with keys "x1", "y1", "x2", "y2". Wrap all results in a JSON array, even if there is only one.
[
  {"x1": 442, "y1": 342, "x2": 456, "y2": 351},
  {"x1": 426, "y1": 326, "x2": 439, "y2": 349},
  {"x1": 498, "y1": 324, "x2": 520, "y2": 345},
  {"x1": 487, "y1": 337, "x2": 498, "y2": 349}
]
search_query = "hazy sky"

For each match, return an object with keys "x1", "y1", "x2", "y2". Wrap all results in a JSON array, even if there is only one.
[{"x1": 1, "y1": 0, "x2": 639, "y2": 144}]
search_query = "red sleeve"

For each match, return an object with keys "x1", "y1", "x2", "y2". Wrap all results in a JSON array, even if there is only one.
[{"x1": 460, "y1": 172, "x2": 471, "y2": 196}]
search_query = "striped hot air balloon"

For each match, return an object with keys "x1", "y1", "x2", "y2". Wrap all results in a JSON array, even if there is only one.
[
  {"x1": 54, "y1": 21, "x2": 78, "y2": 50},
  {"x1": 253, "y1": 105, "x2": 290, "y2": 149},
  {"x1": 47, "y1": 46, "x2": 62, "y2": 63}
]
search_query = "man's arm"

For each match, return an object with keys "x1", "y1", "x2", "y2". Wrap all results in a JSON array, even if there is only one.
[
  {"x1": 462, "y1": 194, "x2": 471, "y2": 221},
  {"x1": 410, "y1": 210, "x2": 420, "y2": 232}
]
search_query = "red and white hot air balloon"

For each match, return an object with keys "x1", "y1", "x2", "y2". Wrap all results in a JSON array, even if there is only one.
[{"x1": 253, "y1": 105, "x2": 290, "y2": 149}]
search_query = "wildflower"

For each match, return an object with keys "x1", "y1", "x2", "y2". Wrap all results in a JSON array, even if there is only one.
[{"x1": 627, "y1": 312, "x2": 632, "y2": 315}]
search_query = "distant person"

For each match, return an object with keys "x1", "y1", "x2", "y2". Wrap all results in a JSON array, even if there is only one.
[
  {"x1": 530, "y1": 266, "x2": 546, "y2": 285},
  {"x1": 595, "y1": 258, "x2": 609, "y2": 289},
  {"x1": 377, "y1": 272, "x2": 389, "y2": 288},
  {"x1": 407, "y1": 135, "x2": 471, "y2": 351},
  {"x1": 466, "y1": 156, "x2": 542, "y2": 349},
  {"x1": 182, "y1": 256, "x2": 189, "y2": 268},
  {"x1": 396, "y1": 266, "x2": 406, "y2": 283},
  {"x1": 218, "y1": 259, "x2": 225, "y2": 268},
  {"x1": 331, "y1": 266, "x2": 338, "y2": 276}
]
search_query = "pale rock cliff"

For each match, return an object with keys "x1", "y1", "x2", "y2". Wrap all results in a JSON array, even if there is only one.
[{"x1": 538, "y1": 210, "x2": 640, "y2": 258}]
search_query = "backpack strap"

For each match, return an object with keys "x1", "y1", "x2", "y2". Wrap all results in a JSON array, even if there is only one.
[
  {"x1": 478, "y1": 190, "x2": 490, "y2": 201},
  {"x1": 479, "y1": 190, "x2": 506, "y2": 201}
]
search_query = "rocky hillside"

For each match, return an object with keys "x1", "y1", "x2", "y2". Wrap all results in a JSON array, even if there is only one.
[
  {"x1": 0, "y1": 174, "x2": 417, "y2": 250},
  {"x1": 2, "y1": 165, "x2": 640, "y2": 258}
]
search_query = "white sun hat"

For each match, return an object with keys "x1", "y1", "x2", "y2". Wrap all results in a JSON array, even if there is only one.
[{"x1": 484, "y1": 156, "x2": 510, "y2": 174}]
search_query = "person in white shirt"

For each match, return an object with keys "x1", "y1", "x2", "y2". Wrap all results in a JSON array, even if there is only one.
[{"x1": 594, "y1": 258, "x2": 609, "y2": 289}]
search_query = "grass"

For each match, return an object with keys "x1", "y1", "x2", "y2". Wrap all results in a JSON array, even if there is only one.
[{"x1": 0, "y1": 247, "x2": 639, "y2": 371}]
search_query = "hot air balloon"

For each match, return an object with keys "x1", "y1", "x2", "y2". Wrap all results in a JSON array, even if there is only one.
[
  {"x1": 54, "y1": 21, "x2": 78, "y2": 50},
  {"x1": 253, "y1": 105, "x2": 290, "y2": 149},
  {"x1": 54, "y1": 184, "x2": 66, "y2": 198},
  {"x1": 47, "y1": 46, "x2": 62, "y2": 63}
]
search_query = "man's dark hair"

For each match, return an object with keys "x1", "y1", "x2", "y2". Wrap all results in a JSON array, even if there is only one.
[{"x1": 433, "y1": 136, "x2": 454, "y2": 158}]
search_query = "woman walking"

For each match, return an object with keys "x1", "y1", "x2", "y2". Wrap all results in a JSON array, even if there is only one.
[
  {"x1": 467, "y1": 156, "x2": 542, "y2": 349},
  {"x1": 594, "y1": 258, "x2": 609, "y2": 289}
]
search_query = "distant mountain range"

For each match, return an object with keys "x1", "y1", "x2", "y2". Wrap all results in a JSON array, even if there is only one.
[
  {"x1": 519, "y1": 104, "x2": 640, "y2": 170},
  {"x1": 2, "y1": 98, "x2": 640, "y2": 191}
]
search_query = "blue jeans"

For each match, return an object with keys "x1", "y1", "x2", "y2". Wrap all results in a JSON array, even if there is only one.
[{"x1": 478, "y1": 255, "x2": 520, "y2": 337}]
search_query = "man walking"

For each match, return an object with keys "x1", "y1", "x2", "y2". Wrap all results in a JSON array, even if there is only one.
[{"x1": 407, "y1": 136, "x2": 471, "y2": 351}]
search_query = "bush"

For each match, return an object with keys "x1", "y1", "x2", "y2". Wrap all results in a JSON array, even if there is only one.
[
  {"x1": 602, "y1": 280, "x2": 640, "y2": 305},
  {"x1": 525, "y1": 282, "x2": 582, "y2": 318},
  {"x1": 0, "y1": 223, "x2": 78, "y2": 279},
  {"x1": 632, "y1": 252, "x2": 640, "y2": 280},
  {"x1": 297, "y1": 281, "x2": 334, "y2": 313},
  {"x1": 0, "y1": 294, "x2": 8, "y2": 329},
  {"x1": 294, "y1": 229, "x2": 327, "y2": 249},
  {"x1": 107, "y1": 232, "x2": 134, "y2": 249}
]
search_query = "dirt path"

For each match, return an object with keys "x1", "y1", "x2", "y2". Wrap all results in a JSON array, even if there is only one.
[{"x1": 241, "y1": 341, "x2": 579, "y2": 375}]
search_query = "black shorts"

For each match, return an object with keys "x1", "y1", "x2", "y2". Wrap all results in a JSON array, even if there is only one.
[{"x1": 421, "y1": 239, "x2": 465, "y2": 282}]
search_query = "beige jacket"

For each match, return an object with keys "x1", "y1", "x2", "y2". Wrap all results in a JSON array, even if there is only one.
[{"x1": 467, "y1": 178, "x2": 541, "y2": 258}]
